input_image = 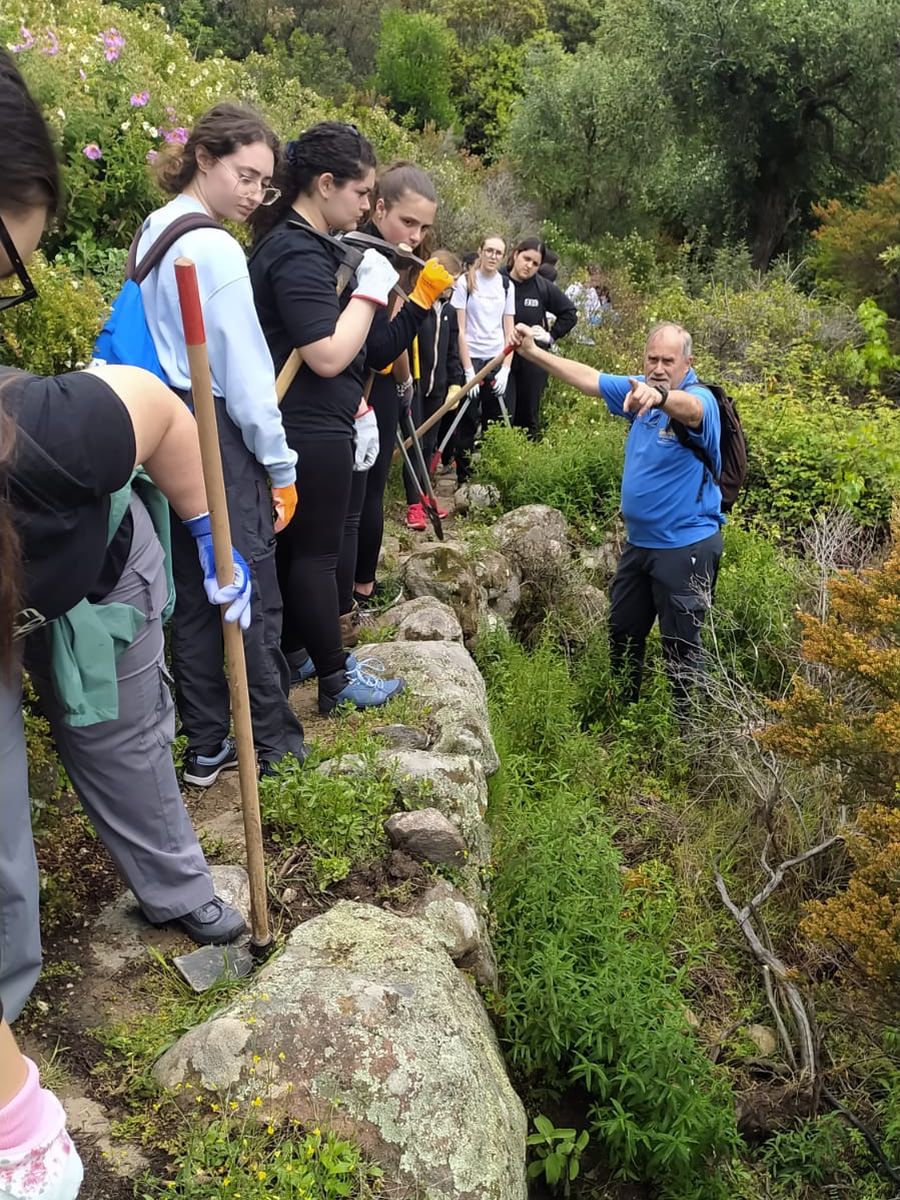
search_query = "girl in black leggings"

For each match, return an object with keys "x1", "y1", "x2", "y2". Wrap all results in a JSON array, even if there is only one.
[
  {"x1": 249, "y1": 123, "x2": 405, "y2": 714},
  {"x1": 349, "y1": 163, "x2": 447, "y2": 607}
]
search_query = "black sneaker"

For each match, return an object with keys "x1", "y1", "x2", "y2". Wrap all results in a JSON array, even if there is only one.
[
  {"x1": 183, "y1": 738, "x2": 238, "y2": 788},
  {"x1": 171, "y1": 896, "x2": 246, "y2": 945},
  {"x1": 352, "y1": 581, "x2": 402, "y2": 615}
]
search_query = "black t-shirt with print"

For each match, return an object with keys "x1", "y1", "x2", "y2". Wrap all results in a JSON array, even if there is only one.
[
  {"x1": 3, "y1": 368, "x2": 137, "y2": 622},
  {"x1": 249, "y1": 217, "x2": 364, "y2": 442}
]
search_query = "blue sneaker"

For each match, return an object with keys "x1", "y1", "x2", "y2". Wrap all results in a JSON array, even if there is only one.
[{"x1": 318, "y1": 657, "x2": 405, "y2": 715}]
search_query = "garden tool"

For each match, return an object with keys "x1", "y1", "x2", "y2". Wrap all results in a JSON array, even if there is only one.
[
  {"x1": 394, "y1": 342, "x2": 517, "y2": 464},
  {"x1": 403, "y1": 335, "x2": 445, "y2": 537},
  {"x1": 172, "y1": 257, "x2": 272, "y2": 991},
  {"x1": 395, "y1": 426, "x2": 443, "y2": 540}
]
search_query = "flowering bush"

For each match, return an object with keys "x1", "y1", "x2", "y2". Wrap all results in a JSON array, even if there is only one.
[{"x1": 2, "y1": 0, "x2": 246, "y2": 253}]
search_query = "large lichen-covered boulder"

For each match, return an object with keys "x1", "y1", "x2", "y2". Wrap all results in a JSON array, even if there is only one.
[
  {"x1": 372, "y1": 640, "x2": 500, "y2": 775},
  {"x1": 154, "y1": 903, "x2": 527, "y2": 1200},
  {"x1": 492, "y1": 505, "x2": 571, "y2": 579},
  {"x1": 400, "y1": 542, "x2": 479, "y2": 641}
]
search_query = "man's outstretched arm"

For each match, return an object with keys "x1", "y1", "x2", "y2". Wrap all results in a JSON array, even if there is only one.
[{"x1": 511, "y1": 323, "x2": 601, "y2": 396}]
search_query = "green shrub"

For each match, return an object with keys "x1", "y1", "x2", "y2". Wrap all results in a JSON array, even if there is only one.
[
  {"x1": 481, "y1": 632, "x2": 741, "y2": 1195},
  {"x1": 0, "y1": 252, "x2": 104, "y2": 373},
  {"x1": 258, "y1": 742, "x2": 396, "y2": 889},
  {"x1": 474, "y1": 392, "x2": 625, "y2": 540}
]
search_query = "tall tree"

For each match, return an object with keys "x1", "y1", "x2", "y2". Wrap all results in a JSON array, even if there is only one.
[
  {"x1": 374, "y1": 9, "x2": 459, "y2": 131},
  {"x1": 509, "y1": 0, "x2": 900, "y2": 265}
]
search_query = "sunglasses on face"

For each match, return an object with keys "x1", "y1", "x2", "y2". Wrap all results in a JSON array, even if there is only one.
[{"x1": 0, "y1": 216, "x2": 37, "y2": 313}]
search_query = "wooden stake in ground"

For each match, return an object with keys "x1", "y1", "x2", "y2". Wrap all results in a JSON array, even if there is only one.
[{"x1": 174, "y1": 257, "x2": 271, "y2": 953}]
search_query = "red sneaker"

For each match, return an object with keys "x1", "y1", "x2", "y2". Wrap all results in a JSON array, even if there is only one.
[{"x1": 406, "y1": 502, "x2": 428, "y2": 530}]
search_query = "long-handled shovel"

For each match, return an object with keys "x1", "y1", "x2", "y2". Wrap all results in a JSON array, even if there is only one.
[
  {"x1": 393, "y1": 341, "x2": 516, "y2": 464},
  {"x1": 171, "y1": 258, "x2": 272, "y2": 991}
]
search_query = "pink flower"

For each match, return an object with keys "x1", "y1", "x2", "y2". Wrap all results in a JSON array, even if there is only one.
[
  {"x1": 79, "y1": 68, "x2": 87, "y2": 81},
  {"x1": 162, "y1": 126, "x2": 188, "y2": 145},
  {"x1": 82, "y1": 142, "x2": 102, "y2": 161},
  {"x1": 10, "y1": 25, "x2": 35, "y2": 52},
  {"x1": 164, "y1": 106, "x2": 176, "y2": 119},
  {"x1": 130, "y1": 91, "x2": 150, "y2": 107},
  {"x1": 41, "y1": 30, "x2": 59, "y2": 56},
  {"x1": 100, "y1": 27, "x2": 125, "y2": 62}
]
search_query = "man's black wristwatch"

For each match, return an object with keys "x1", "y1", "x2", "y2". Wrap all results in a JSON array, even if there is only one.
[{"x1": 655, "y1": 384, "x2": 670, "y2": 410}]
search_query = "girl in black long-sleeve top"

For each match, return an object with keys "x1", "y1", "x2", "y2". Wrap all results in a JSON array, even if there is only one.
[{"x1": 502, "y1": 238, "x2": 578, "y2": 440}]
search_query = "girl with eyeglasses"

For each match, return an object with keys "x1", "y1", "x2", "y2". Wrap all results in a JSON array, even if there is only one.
[
  {"x1": 135, "y1": 102, "x2": 305, "y2": 784},
  {"x1": 450, "y1": 234, "x2": 516, "y2": 484}
]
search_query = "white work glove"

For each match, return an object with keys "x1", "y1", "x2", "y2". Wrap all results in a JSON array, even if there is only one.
[
  {"x1": 353, "y1": 406, "x2": 379, "y2": 471},
  {"x1": 464, "y1": 365, "x2": 476, "y2": 384},
  {"x1": 351, "y1": 249, "x2": 399, "y2": 307},
  {"x1": 493, "y1": 363, "x2": 510, "y2": 395},
  {"x1": 530, "y1": 324, "x2": 553, "y2": 349}
]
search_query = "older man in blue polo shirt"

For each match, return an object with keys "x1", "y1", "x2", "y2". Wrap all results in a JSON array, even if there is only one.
[{"x1": 511, "y1": 320, "x2": 724, "y2": 707}]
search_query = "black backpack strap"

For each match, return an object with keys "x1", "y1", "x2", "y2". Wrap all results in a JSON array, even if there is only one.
[{"x1": 129, "y1": 213, "x2": 223, "y2": 284}]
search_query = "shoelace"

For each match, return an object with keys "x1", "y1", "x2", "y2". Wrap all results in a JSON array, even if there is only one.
[{"x1": 347, "y1": 657, "x2": 389, "y2": 690}]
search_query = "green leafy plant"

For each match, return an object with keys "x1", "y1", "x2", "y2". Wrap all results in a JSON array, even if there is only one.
[
  {"x1": 259, "y1": 742, "x2": 396, "y2": 889},
  {"x1": 526, "y1": 1114, "x2": 589, "y2": 1194}
]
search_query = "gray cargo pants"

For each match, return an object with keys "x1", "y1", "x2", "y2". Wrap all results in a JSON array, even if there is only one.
[{"x1": 0, "y1": 498, "x2": 215, "y2": 1022}]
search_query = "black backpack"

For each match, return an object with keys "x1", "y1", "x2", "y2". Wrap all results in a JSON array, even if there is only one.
[{"x1": 668, "y1": 382, "x2": 748, "y2": 512}]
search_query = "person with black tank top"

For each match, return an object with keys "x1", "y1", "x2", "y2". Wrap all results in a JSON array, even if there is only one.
[
  {"x1": 0, "y1": 49, "x2": 251, "y2": 1043},
  {"x1": 249, "y1": 122, "x2": 407, "y2": 714},
  {"x1": 502, "y1": 238, "x2": 578, "y2": 440}
]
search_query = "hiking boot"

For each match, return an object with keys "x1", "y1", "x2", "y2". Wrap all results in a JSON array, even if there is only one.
[
  {"x1": 170, "y1": 896, "x2": 246, "y2": 945},
  {"x1": 406, "y1": 502, "x2": 428, "y2": 530},
  {"x1": 288, "y1": 655, "x2": 316, "y2": 686},
  {"x1": 318, "y1": 657, "x2": 405, "y2": 716},
  {"x1": 339, "y1": 602, "x2": 361, "y2": 648},
  {"x1": 183, "y1": 737, "x2": 238, "y2": 788}
]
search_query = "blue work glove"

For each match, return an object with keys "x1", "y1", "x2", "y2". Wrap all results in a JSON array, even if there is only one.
[{"x1": 183, "y1": 513, "x2": 252, "y2": 630}]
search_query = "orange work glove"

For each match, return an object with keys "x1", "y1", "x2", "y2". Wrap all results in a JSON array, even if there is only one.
[
  {"x1": 410, "y1": 258, "x2": 456, "y2": 311},
  {"x1": 272, "y1": 483, "x2": 297, "y2": 533}
]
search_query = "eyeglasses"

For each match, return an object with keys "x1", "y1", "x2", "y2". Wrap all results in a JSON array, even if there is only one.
[
  {"x1": 216, "y1": 158, "x2": 281, "y2": 207},
  {"x1": 481, "y1": 247, "x2": 504, "y2": 257},
  {"x1": 0, "y1": 216, "x2": 37, "y2": 312}
]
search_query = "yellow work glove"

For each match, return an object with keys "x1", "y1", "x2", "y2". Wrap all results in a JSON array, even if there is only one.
[
  {"x1": 410, "y1": 258, "x2": 456, "y2": 311},
  {"x1": 272, "y1": 483, "x2": 297, "y2": 533},
  {"x1": 446, "y1": 384, "x2": 463, "y2": 410}
]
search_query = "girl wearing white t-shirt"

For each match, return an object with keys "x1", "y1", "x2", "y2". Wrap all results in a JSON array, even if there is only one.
[{"x1": 450, "y1": 234, "x2": 515, "y2": 483}]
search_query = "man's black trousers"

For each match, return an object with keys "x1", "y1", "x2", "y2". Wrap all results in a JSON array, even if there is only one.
[{"x1": 608, "y1": 531, "x2": 723, "y2": 705}]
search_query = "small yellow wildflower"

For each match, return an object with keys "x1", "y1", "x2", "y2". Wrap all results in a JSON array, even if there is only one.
[{"x1": 251, "y1": 1097, "x2": 263, "y2": 1108}]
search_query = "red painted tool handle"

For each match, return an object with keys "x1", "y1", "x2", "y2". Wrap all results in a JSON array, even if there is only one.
[{"x1": 174, "y1": 259, "x2": 206, "y2": 347}]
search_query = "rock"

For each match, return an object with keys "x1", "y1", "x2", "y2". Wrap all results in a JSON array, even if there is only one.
[
  {"x1": 373, "y1": 724, "x2": 431, "y2": 751},
  {"x1": 492, "y1": 505, "x2": 571, "y2": 578},
  {"x1": 385, "y1": 808, "x2": 466, "y2": 866},
  {"x1": 154, "y1": 903, "x2": 527, "y2": 1200},
  {"x1": 747, "y1": 1023, "x2": 779, "y2": 1058},
  {"x1": 472, "y1": 546, "x2": 522, "y2": 624},
  {"x1": 558, "y1": 582, "x2": 610, "y2": 645},
  {"x1": 210, "y1": 865, "x2": 252, "y2": 925},
  {"x1": 400, "y1": 542, "x2": 479, "y2": 641},
  {"x1": 384, "y1": 750, "x2": 490, "y2": 866},
  {"x1": 378, "y1": 533, "x2": 402, "y2": 574},
  {"x1": 367, "y1": 641, "x2": 499, "y2": 774},
  {"x1": 415, "y1": 883, "x2": 481, "y2": 960},
  {"x1": 380, "y1": 596, "x2": 464, "y2": 643},
  {"x1": 453, "y1": 482, "x2": 500, "y2": 514}
]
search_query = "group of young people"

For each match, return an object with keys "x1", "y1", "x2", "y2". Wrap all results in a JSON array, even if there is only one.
[{"x1": 0, "y1": 51, "x2": 591, "y2": 1195}]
